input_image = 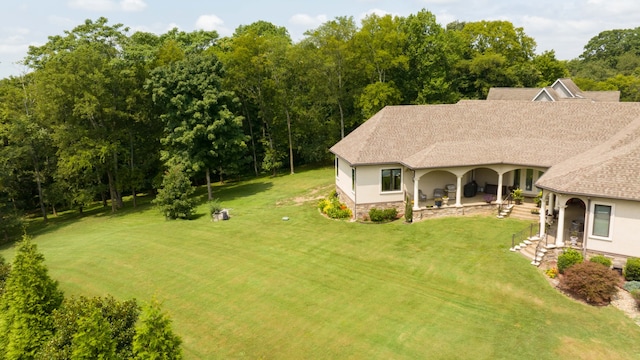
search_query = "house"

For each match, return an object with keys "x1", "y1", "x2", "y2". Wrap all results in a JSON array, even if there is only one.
[
  {"x1": 330, "y1": 81, "x2": 640, "y2": 261},
  {"x1": 486, "y1": 78, "x2": 620, "y2": 102}
]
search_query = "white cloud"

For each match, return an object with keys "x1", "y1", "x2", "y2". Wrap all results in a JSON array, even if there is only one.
[
  {"x1": 289, "y1": 13, "x2": 328, "y2": 27},
  {"x1": 195, "y1": 14, "x2": 232, "y2": 36},
  {"x1": 120, "y1": 0, "x2": 147, "y2": 12},
  {"x1": 68, "y1": 0, "x2": 116, "y2": 11},
  {"x1": 67, "y1": 0, "x2": 147, "y2": 12}
]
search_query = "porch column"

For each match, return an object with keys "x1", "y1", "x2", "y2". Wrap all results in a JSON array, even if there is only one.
[
  {"x1": 413, "y1": 175, "x2": 420, "y2": 210},
  {"x1": 455, "y1": 175, "x2": 462, "y2": 207},
  {"x1": 539, "y1": 192, "x2": 547, "y2": 238},
  {"x1": 556, "y1": 205, "x2": 566, "y2": 247},
  {"x1": 547, "y1": 193, "x2": 555, "y2": 216},
  {"x1": 496, "y1": 172, "x2": 504, "y2": 204}
]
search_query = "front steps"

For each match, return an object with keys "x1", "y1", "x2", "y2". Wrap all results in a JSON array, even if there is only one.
[
  {"x1": 497, "y1": 201, "x2": 539, "y2": 221},
  {"x1": 510, "y1": 234, "x2": 549, "y2": 266}
]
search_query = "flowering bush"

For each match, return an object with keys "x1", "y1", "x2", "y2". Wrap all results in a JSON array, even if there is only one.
[
  {"x1": 317, "y1": 196, "x2": 352, "y2": 219},
  {"x1": 545, "y1": 267, "x2": 558, "y2": 279},
  {"x1": 483, "y1": 194, "x2": 495, "y2": 203}
]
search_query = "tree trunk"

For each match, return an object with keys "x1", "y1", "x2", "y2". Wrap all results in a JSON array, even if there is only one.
[
  {"x1": 285, "y1": 109, "x2": 294, "y2": 175},
  {"x1": 206, "y1": 167, "x2": 213, "y2": 201},
  {"x1": 338, "y1": 101, "x2": 345, "y2": 139},
  {"x1": 130, "y1": 132, "x2": 137, "y2": 208},
  {"x1": 106, "y1": 170, "x2": 118, "y2": 213},
  {"x1": 31, "y1": 154, "x2": 47, "y2": 223},
  {"x1": 243, "y1": 103, "x2": 259, "y2": 176},
  {"x1": 113, "y1": 152, "x2": 123, "y2": 208}
]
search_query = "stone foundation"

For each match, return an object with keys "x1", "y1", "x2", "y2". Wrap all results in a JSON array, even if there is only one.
[
  {"x1": 356, "y1": 201, "x2": 405, "y2": 220},
  {"x1": 412, "y1": 203, "x2": 496, "y2": 221}
]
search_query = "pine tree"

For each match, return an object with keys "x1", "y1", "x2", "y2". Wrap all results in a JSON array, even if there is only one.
[
  {"x1": 132, "y1": 298, "x2": 182, "y2": 360},
  {"x1": 0, "y1": 236, "x2": 63, "y2": 359}
]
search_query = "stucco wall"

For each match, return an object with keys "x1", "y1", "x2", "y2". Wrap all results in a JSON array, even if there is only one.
[
  {"x1": 355, "y1": 164, "x2": 406, "y2": 205},
  {"x1": 586, "y1": 198, "x2": 640, "y2": 258},
  {"x1": 335, "y1": 156, "x2": 354, "y2": 203}
]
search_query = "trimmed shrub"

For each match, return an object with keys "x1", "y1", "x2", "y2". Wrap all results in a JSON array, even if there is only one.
[
  {"x1": 589, "y1": 255, "x2": 612, "y2": 268},
  {"x1": 623, "y1": 281, "x2": 640, "y2": 292},
  {"x1": 557, "y1": 248, "x2": 583, "y2": 274},
  {"x1": 560, "y1": 261, "x2": 620, "y2": 305},
  {"x1": 404, "y1": 197, "x2": 413, "y2": 223},
  {"x1": 369, "y1": 208, "x2": 398, "y2": 223},
  {"x1": 624, "y1": 258, "x2": 640, "y2": 281}
]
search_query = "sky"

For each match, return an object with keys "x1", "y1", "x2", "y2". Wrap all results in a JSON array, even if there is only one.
[{"x1": 1, "y1": 0, "x2": 640, "y2": 79}]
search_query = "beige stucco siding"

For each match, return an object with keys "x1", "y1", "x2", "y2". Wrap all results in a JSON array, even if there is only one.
[
  {"x1": 355, "y1": 164, "x2": 406, "y2": 204},
  {"x1": 335, "y1": 156, "x2": 355, "y2": 202},
  {"x1": 586, "y1": 198, "x2": 640, "y2": 257}
]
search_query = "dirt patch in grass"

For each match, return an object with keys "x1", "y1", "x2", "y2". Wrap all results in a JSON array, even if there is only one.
[{"x1": 277, "y1": 185, "x2": 334, "y2": 206}]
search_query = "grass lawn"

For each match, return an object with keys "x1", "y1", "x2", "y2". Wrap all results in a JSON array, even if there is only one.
[{"x1": 2, "y1": 166, "x2": 640, "y2": 359}]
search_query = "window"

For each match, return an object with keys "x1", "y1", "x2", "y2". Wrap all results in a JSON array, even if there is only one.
[
  {"x1": 592, "y1": 204, "x2": 612, "y2": 238},
  {"x1": 381, "y1": 168, "x2": 401, "y2": 192},
  {"x1": 351, "y1": 168, "x2": 356, "y2": 191},
  {"x1": 335, "y1": 157, "x2": 339, "y2": 177},
  {"x1": 525, "y1": 169, "x2": 533, "y2": 191},
  {"x1": 513, "y1": 169, "x2": 521, "y2": 188}
]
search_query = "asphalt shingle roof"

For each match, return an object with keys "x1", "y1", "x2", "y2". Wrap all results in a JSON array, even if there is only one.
[{"x1": 330, "y1": 101, "x2": 640, "y2": 199}]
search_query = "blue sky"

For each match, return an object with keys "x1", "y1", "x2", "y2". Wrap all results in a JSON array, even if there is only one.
[{"x1": 1, "y1": 0, "x2": 639, "y2": 79}]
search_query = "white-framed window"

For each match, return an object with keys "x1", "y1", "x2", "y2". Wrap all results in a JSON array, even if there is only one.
[
  {"x1": 591, "y1": 203, "x2": 614, "y2": 239},
  {"x1": 335, "y1": 157, "x2": 339, "y2": 178},
  {"x1": 381, "y1": 168, "x2": 402, "y2": 192}
]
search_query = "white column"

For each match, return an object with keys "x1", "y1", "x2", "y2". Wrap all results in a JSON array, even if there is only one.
[
  {"x1": 556, "y1": 205, "x2": 566, "y2": 246},
  {"x1": 413, "y1": 175, "x2": 420, "y2": 210},
  {"x1": 539, "y1": 192, "x2": 547, "y2": 238},
  {"x1": 496, "y1": 172, "x2": 504, "y2": 204},
  {"x1": 455, "y1": 175, "x2": 462, "y2": 207},
  {"x1": 548, "y1": 193, "x2": 555, "y2": 216}
]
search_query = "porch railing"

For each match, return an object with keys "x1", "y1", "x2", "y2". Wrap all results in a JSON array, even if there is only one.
[
  {"x1": 510, "y1": 223, "x2": 538, "y2": 250},
  {"x1": 498, "y1": 192, "x2": 513, "y2": 215}
]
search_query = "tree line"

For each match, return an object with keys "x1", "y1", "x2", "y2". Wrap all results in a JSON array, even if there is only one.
[{"x1": 0, "y1": 10, "x2": 637, "y2": 232}]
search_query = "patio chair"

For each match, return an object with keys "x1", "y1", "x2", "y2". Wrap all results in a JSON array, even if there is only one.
[
  {"x1": 419, "y1": 190, "x2": 427, "y2": 201},
  {"x1": 433, "y1": 188, "x2": 445, "y2": 199}
]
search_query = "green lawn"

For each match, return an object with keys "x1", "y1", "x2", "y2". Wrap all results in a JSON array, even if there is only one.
[{"x1": 2, "y1": 166, "x2": 640, "y2": 359}]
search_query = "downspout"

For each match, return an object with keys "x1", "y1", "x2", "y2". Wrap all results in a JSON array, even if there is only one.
[{"x1": 582, "y1": 198, "x2": 591, "y2": 258}]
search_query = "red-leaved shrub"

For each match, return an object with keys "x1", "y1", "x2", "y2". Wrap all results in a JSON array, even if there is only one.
[{"x1": 560, "y1": 261, "x2": 621, "y2": 305}]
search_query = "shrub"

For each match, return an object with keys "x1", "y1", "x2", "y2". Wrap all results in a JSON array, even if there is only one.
[
  {"x1": 318, "y1": 197, "x2": 351, "y2": 219},
  {"x1": 208, "y1": 199, "x2": 223, "y2": 216},
  {"x1": 623, "y1": 281, "x2": 640, "y2": 292},
  {"x1": 368, "y1": 208, "x2": 398, "y2": 222},
  {"x1": 557, "y1": 248, "x2": 583, "y2": 274},
  {"x1": 624, "y1": 258, "x2": 640, "y2": 281},
  {"x1": 631, "y1": 290, "x2": 640, "y2": 309},
  {"x1": 589, "y1": 255, "x2": 612, "y2": 268},
  {"x1": 404, "y1": 197, "x2": 413, "y2": 223},
  {"x1": 560, "y1": 261, "x2": 620, "y2": 305},
  {"x1": 545, "y1": 267, "x2": 558, "y2": 279}
]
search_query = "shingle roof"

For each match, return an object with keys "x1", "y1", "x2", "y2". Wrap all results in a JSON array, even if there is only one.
[
  {"x1": 486, "y1": 79, "x2": 620, "y2": 102},
  {"x1": 536, "y1": 118, "x2": 640, "y2": 201},
  {"x1": 330, "y1": 101, "x2": 640, "y2": 172}
]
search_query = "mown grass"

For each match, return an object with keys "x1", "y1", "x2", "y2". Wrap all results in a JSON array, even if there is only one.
[{"x1": 2, "y1": 165, "x2": 640, "y2": 359}]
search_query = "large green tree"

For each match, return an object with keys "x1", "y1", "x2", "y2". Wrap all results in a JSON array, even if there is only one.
[{"x1": 150, "y1": 52, "x2": 246, "y2": 199}]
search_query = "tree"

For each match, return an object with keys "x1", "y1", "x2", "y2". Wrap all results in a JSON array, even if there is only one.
[
  {"x1": 150, "y1": 53, "x2": 247, "y2": 199},
  {"x1": 0, "y1": 236, "x2": 64, "y2": 358},
  {"x1": 39, "y1": 296, "x2": 140, "y2": 359},
  {"x1": 151, "y1": 165, "x2": 195, "y2": 220},
  {"x1": 133, "y1": 298, "x2": 182, "y2": 360}
]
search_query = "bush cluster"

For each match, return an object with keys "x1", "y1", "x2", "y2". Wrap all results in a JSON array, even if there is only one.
[
  {"x1": 317, "y1": 196, "x2": 352, "y2": 219},
  {"x1": 368, "y1": 208, "x2": 398, "y2": 222},
  {"x1": 624, "y1": 258, "x2": 640, "y2": 281},
  {"x1": 560, "y1": 261, "x2": 620, "y2": 305},
  {"x1": 589, "y1": 255, "x2": 612, "y2": 268},
  {"x1": 557, "y1": 248, "x2": 583, "y2": 274}
]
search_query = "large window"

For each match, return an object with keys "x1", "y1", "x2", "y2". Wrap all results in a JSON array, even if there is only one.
[
  {"x1": 592, "y1": 204, "x2": 612, "y2": 238},
  {"x1": 525, "y1": 169, "x2": 533, "y2": 191},
  {"x1": 381, "y1": 168, "x2": 401, "y2": 192}
]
